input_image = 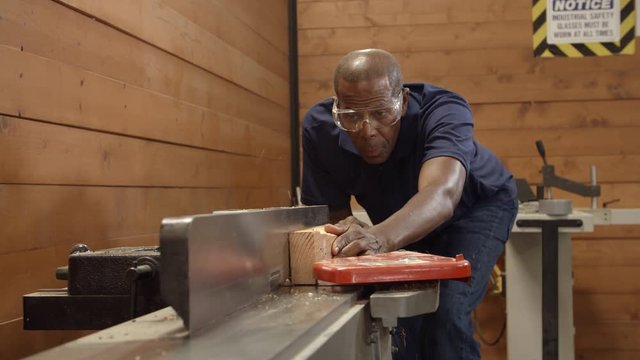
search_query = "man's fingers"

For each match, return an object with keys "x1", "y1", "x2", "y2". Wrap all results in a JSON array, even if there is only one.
[
  {"x1": 324, "y1": 223, "x2": 346, "y2": 236},
  {"x1": 331, "y1": 234, "x2": 347, "y2": 256},
  {"x1": 332, "y1": 230, "x2": 358, "y2": 256},
  {"x1": 337, "y1": 240, "x2": 366, "y2": 257},
  {"x1": 332, "y1": 228, "x2": 371, "y2": 256}
]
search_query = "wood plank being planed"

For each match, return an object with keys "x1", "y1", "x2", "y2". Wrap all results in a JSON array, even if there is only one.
[{"x1": 289, "y1": 226, "x2": 336, "y2": 285}]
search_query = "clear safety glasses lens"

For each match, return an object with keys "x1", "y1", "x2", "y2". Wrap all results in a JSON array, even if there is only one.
[{"x1": 332, "y1": 92, "x2": 403, "y2": 132}]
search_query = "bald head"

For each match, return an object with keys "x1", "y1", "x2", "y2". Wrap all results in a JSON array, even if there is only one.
[{"x1": 333, "y1": 49, "x2": 403, "y2": 97}]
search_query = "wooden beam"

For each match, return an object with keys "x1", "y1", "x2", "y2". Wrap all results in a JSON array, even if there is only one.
[
  {"x1": 0, "y1": 0, "x2": 289, "y2": 134},
  {"x1": 0, "y1": 184, "x2": 288, "y2": 255},
  {"x1": 289, "y1": 226, "x2": 335, "y2": 285},
  {"x1": 0, "y1": 45, "x2": 288, "y2": 158},
  {"x1": 298, "y1": 21, "x2": 531, "y2": 56},
  {"x1": 58, "y1": 0, "x2": 289, "y2": 106},
  {"x1": 297, "y1": 0, "x2": 530, "y2": 29},
  {"x1": 0, "y1": 115, "x2": 289, "y2": 188}
]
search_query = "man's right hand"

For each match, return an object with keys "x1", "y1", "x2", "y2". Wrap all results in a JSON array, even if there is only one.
[
  {"x1": 325, "y1": 216, "x2": 395, "y2": 257},
  {"x1": 324, "y1": 215, "x2": 370, "y2": 236}
]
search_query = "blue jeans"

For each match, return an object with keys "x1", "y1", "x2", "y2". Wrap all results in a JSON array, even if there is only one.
[{"x1": 392, "y1": 196, "x2": 518, "y2": 360}]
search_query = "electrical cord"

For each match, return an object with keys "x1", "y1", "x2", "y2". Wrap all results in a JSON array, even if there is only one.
[
  {"x1": 472, "y1": 264, "x2": 507, "y2": 346},
  {"x1": 473, "y1": 303, "x2": 506, "y2": 346}
]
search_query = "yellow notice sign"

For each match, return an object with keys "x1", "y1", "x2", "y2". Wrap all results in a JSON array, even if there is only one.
[{"x1": 533, "y1": 0, "x2": 636, "y2": 57}]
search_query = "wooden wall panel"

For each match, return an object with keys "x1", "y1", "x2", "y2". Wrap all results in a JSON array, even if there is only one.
[
  {"x1": 216, "y1": 0, "x2": 289, "y2": 53},
  {"x1": 298, "y1": 0, "x2": 530, "y2": 28},
  {"x1": 0, "y1": 185, "x2": 287, "y2": 256},
  {"x1": 300, "y1": 67, "x2": 640, "y2": 108},
  {"x1": 575, "y1": 324, "x2": 640, "y2": 350},
  {"x1": 162, "y1": 0, "x2": 289, "y2": 80},
  {"x1": 573, "y1": 239, "x2": 640, "y2": 266},
  {"x1": 298, "y1": 21, "x2": 531, "y2": 55},
  {"x1": 58, "y1": 0, "x2": 289, "y2": 106},
  {"x1": 0, "y1": 115, "x2": 288, "y2": 188},
  {"x1": 575, "y1": 351, "x2": 640, "y2": 360},
  {"x1": 300, "y1": 49, "x2": 640, "y2": 82},
  {"x1": 0, "y1": 0, "x2": 288, "y2": 134},
  {"x1": 1, "y1": 0, "x2": 290, "y2": 358},
  {"x1": 472, "y1": 100, "x2": 640, "y2": 130},
  {"x1": 297, "y1": 1, "x2": 640, "y2": 359},
  {"x1": 0, "y1": 45, "x2": 286, "y2": 159},
  {"x1": 574, "y1": 294, "x2": 640, "y2": 325}
]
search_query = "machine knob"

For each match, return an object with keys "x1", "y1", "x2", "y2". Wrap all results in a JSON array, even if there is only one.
[
  {"x1": 55, "y1": 266, "x2": 69, "y2": 280},
  {"x1": 69, "y1": 243, "x2": 90, "y2": 255}
]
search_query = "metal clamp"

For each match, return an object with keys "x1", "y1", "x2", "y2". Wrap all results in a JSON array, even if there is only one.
[{"x1": 369, "y1": 282, "x2": 440, "y2": 327}]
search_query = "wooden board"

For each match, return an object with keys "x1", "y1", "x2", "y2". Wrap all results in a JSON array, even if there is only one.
[
  {"x1": 574, "y1": 293, "x2": 640, "y2": 325},
  {"x1": 0, "y1": 184, "x2": 288, "y2": 255},
  {"x1": 162, "y1": 0, "x2": 288, "y2": 80},
  {"x1": 298, "y1": 21, "x2": 531, "y2": 56},
  {"x1": 298, "y1": 0, "x2": 530, "y2": 29},
  {"x1": 575, "y1": 323, "x2": 640, "y2": 350},
  {"x1": 58, "y1": 0, "x2": 288, "y2": 106},
  {"x1": 300, "y1": 69, "x2": 640, "y2": 107},
  {"x1": 0, "y1": 45, "x2": 288, "y2": 159},
  {"x1": 0, "y1": 0, "x2": 288, "y2": 134},
  {"x1": 289, "y1": 226, "x2": 335, "y2": 285},
  {"x1": 576, "y1": 226, "x2": 640, "y2": 240},
  {"x1": 574, "y1": 266, "x2": 640, "y2": 294},
  {"x1": 573, "y1": 240, "x2": 640, "y2": 267},
  {"x1": 574, "y1": 350, "x2": 640, "y2": 360},
  {"x1": 472, "y1": 99, "x2": 640, "y2": 130},
  {"x1": 0, "y1": 115, "x2": 289, "y2": 188},
  {"x1": 216, "y1": 0, "x2": 288, "y2": 53},
  {"x1": 299, "y1": 49, "x2": 640, "y2": 81}
]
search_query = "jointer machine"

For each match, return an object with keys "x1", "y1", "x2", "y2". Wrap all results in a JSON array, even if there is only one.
[{"x1": 24, "y1": 206, "x2": 470, "y2": 360}]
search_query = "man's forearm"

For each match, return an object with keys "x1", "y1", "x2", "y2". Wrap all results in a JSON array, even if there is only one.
[
  {"x1": 370, "y1": 184, "x2": 457, "y2": 250},
  {"x1": 370, "y1": 157, "x2": 466, "y2": 251}
]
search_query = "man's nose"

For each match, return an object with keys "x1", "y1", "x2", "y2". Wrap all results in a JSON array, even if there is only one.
[{"x1": 361, "y1": 118, "x2": 377, "y2": 136}]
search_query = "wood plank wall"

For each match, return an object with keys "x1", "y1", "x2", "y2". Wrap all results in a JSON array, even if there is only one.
[
  {"x1": 0, "y1": 0, "x2": 290, "y2": 358},
  {"x1": 297, "y1": 1, "x2": 640, "y2": 359}
]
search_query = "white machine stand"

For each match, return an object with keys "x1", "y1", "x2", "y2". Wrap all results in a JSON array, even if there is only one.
[{"x1": 506, "y1": 207, "x2": 593, "y2": 360}]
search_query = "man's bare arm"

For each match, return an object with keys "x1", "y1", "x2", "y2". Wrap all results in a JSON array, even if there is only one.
[{"x1": 332, "y1": 156, "x2": 466, "y2": 256}]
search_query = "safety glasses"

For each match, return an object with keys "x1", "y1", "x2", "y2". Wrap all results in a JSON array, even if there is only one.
[{"x1": 332, "y1": 90, "x2": 404, "y2": 132}]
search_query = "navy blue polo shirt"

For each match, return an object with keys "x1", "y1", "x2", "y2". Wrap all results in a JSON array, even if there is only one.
[{"x1": 301, "y1": 83, "x2": 516, "y2": 227}]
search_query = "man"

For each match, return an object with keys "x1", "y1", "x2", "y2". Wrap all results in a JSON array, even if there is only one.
[{"x1": 301, "y1": 49, "x2": 518, "y2": 359}]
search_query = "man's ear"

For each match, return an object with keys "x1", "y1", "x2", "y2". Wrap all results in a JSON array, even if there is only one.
[{"x1": 401, "y1": 87, "x2": 410, "y2": 116}]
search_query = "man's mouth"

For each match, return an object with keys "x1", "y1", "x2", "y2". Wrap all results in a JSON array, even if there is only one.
[{"x1": 362, "y1": 145, "x2": 381, "y2": 157}]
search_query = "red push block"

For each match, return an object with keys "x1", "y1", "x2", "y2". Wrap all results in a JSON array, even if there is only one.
[{"x1": 314, "y1": 251, "x2": 471, "y2": 284}]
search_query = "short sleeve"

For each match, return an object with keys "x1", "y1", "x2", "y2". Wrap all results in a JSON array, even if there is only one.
[{"x1": 421, "y1": 102, "x2": 474, "y2": 174}]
